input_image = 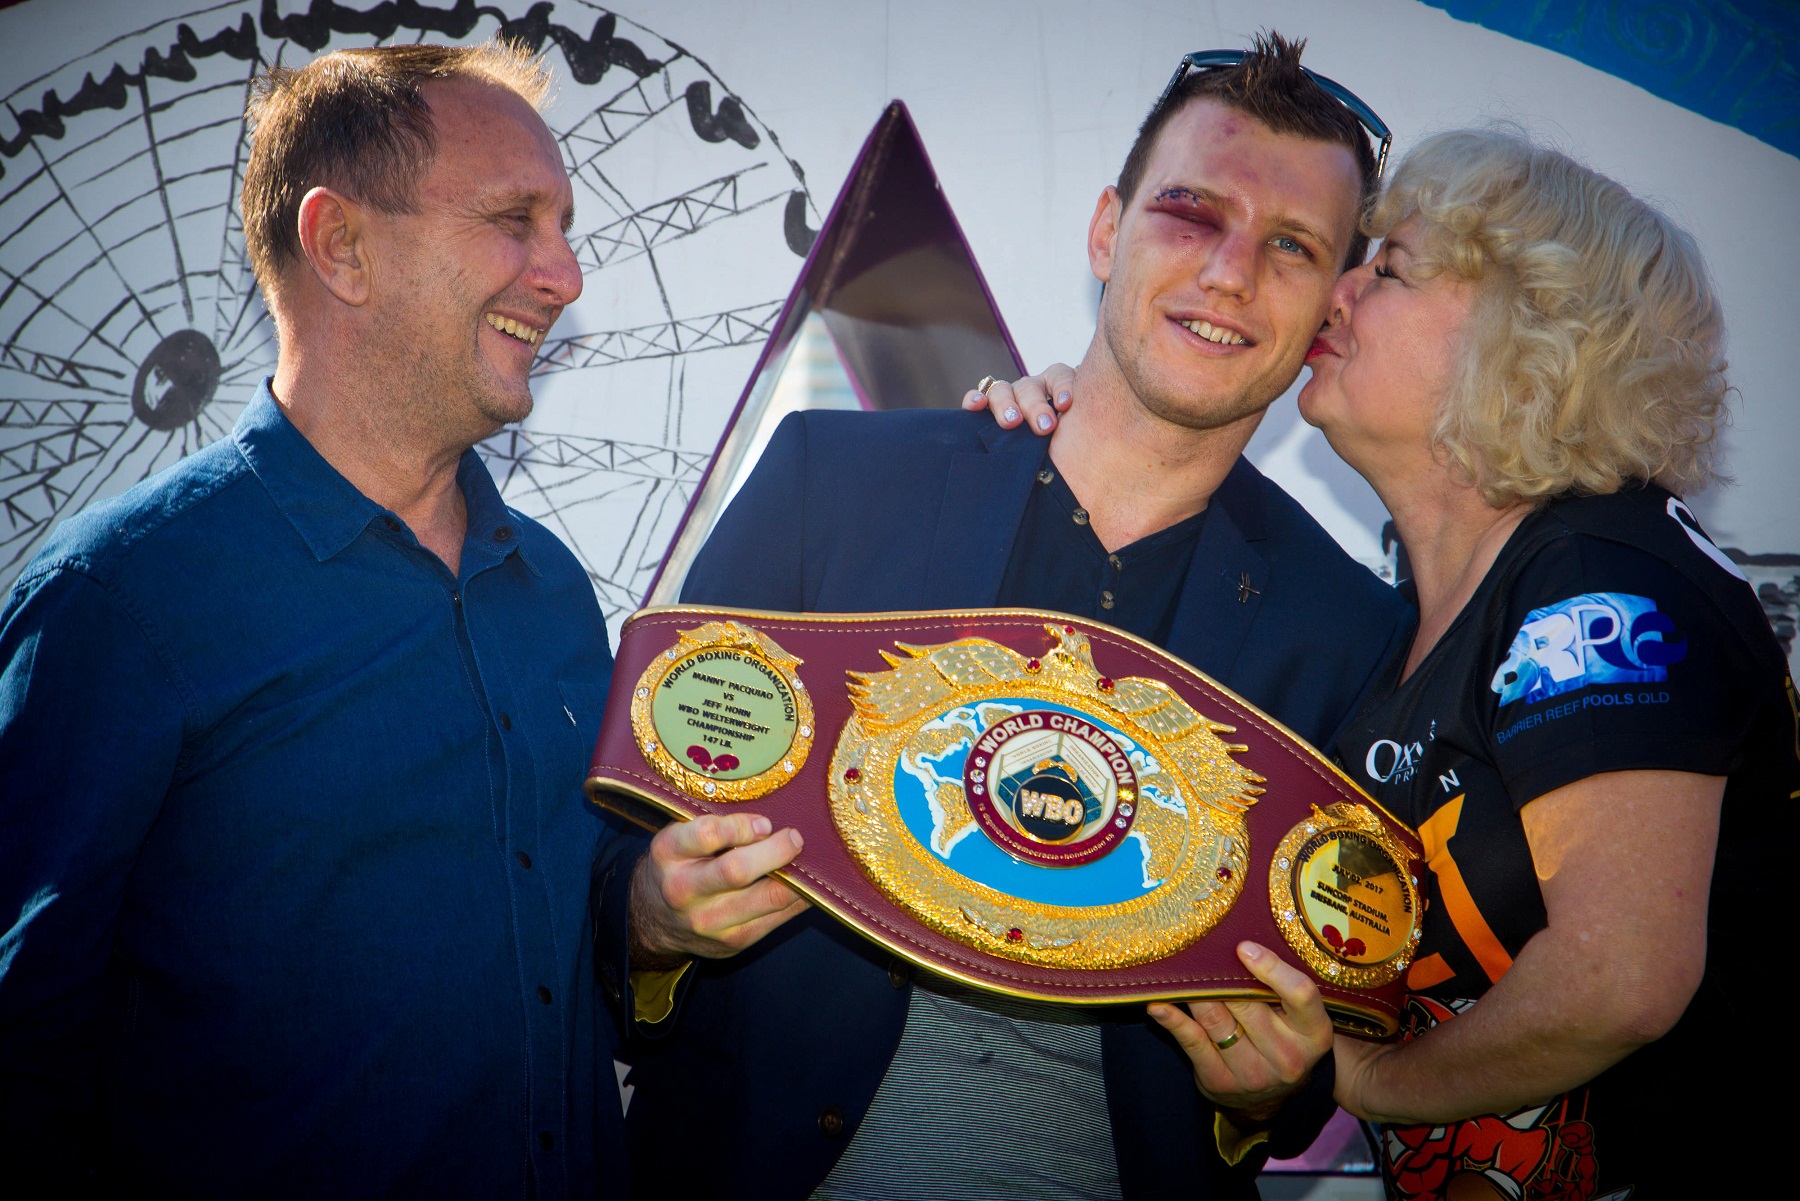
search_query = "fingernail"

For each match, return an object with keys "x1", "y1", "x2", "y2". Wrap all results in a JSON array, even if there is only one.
[
  {"x1": 962, "y1": 393, "x2": 978, "y2": 408},
  {"x1": 1003, "y1": 407, "x2": 1019, "y2": 423},
  {"x1": 787, "y1": 829, "x2": 804, "y2": 850},
  {"x1": 1239, "y1": 941, "x2": 1265, "y2": 962},
  {"x1": 1056, "y1": 391, "x2": 1071, "y2": 408},
  {"x1": 1035, "y1": 413, "x2": 1053, "y2": 431},
  {"x1": 752, "y1": 816, "x2": 772, "y2": 837},
  {"x1": 1147, "y1": 1003, "x2": 1169, "y2": 1019}
]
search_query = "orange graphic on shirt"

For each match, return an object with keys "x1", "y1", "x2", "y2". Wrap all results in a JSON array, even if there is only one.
[{"x1": 1382, "y1": 996, "x2": 1615, "y2": 1200}]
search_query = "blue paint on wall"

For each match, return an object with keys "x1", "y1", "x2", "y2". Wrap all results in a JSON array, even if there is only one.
[{"x1": 1422, "y1": 1, "x2": 1800, "y2": 159}]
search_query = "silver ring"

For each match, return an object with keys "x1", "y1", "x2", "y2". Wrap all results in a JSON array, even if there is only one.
[
  {"x1": 1213, "y1": 1027, "x2": 1243, "y2": 1052},
  {"x1": 975, "y1": 375, "x2": 998, "y2": 396}
]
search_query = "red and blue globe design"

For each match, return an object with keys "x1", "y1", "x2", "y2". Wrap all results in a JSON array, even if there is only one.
[{"x1": 892, "y1": 698, "x2": 1178, "y2": 908}]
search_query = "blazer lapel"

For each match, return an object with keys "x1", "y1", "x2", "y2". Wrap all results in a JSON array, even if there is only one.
[
  {"x1": 1164, "y1": 458, "x2": 1269, "y2": 682},
  {"x1": 918, "y1": 424, "x2": 1049, "y2": 608}
]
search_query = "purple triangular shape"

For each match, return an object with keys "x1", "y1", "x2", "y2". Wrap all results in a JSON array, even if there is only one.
[{"x1": 647, "y1": 101, "x2": 1025, "y2": 603}]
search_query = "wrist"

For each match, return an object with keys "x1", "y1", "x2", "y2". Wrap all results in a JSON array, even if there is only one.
[
  {"x1": 630, "y1": 940, "x2": 689, "y2": 972},
  {"x1": 1334, "y1": 1036, "x2": 1400, "y2": 1124},
  {"x1": 626, "y1": 855, "x2": 687, "y2": 970},
  {"x1": 1224, "y1": 1100, "x2": 1281, "y2": 1127}
]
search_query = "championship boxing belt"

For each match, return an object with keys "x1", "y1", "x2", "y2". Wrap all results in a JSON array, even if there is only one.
[{"x1": 587, "y1": 606, "x2": 1424, "y2": 1036}]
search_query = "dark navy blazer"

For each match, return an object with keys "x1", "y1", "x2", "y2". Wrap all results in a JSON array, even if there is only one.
[{"x1": 616, "y1": 409, "x2": 1410, "y2": 1200}]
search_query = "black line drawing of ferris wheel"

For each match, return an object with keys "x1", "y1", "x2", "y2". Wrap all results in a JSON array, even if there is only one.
[{"x1": 0, "y1": 0, "x2": 815, "y2": 625}]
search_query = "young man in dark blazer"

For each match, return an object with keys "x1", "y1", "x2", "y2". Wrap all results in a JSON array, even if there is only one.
[{"x1": 608, "y1": 35, "x2": 1411, "y2": 1200}]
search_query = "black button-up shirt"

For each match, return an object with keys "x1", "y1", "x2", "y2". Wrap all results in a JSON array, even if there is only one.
[
  {"x1": 995, "y1": 465, "x2": 1207, "y2": 643},
  {"x1": 820, "y1": 459, "x2": 1212, "y2": 1200}
]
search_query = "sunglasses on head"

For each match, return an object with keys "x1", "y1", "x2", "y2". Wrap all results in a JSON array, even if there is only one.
[{"x1": 1152, "y1": 49, "x2": 1393, "y2": 179}]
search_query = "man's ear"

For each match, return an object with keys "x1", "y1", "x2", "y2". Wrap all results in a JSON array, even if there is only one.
[
  {"x1": 1087, "y1": 186, "x2": 1123, "y2": 284},
  {"x1": 295, "y1": 186, "x2": 372, "y2": 306}
]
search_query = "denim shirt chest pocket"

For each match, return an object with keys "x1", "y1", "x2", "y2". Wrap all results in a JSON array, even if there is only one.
[{"x1": 554, "y1": 675, "x2": 609, "y2": 778}]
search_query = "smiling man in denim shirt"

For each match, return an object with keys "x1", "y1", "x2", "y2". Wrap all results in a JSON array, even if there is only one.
[{"x1": 0, "y1": 42, "x2": 628, "y2": 1198}]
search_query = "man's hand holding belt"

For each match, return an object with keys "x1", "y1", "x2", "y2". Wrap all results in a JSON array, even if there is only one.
[{"x1": 629, "y1": 812, "x2": 810, "y2": 970}]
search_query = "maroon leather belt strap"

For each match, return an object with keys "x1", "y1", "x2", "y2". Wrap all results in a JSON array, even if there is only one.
[{"x1": 587, "y1": 605, "x2": 1423, "y2": 1036}]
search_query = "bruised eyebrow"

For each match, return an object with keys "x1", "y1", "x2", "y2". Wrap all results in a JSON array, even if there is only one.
[
  {"x1": 1149, "y1": 184, "x2": 1220, "y2": 208},
  {"x1": 1148, "y1": 184, "x2": 1337, "y2": 258}
]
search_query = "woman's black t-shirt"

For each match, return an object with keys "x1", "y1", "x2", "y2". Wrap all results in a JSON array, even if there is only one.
[{"x1": 1332, "y1": 485, "x2": 1798, "y2": 1199}]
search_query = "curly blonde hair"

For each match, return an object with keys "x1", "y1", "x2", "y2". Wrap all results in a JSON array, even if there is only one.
[{"x1": 1367, "y1": 129, "x2": 1727, "y2": 505}]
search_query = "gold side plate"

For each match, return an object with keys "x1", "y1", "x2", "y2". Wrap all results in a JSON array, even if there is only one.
[
  {"x1": 1270, "y1": 802, "x2": 1423, "y2": 989},
  {"x1": 628, "y1": 620, "x2": 815, "y2": 801}
]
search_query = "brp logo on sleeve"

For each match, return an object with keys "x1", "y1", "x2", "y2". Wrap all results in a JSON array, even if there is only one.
[{"x1": 1490, "y1": 593, "x2": 1687, "y2": 705}]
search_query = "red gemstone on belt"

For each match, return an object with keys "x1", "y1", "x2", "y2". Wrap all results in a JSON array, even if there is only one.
[
  {"x1": 1216, "y1": 866, "x2": 1233, "y2": 881},
  {"x1": 1025, "y1": 658, "x2": 1042, "y2": 673},
  {"x1": 1006, "y1": 928, "x2": 1024, "y2": 942},
  {"x1": 844, "y1": 767, "x2": 861, "y2": 782},
  {"x1": 1096, "y1": 677, "x2": 1114, "y2": 692}
]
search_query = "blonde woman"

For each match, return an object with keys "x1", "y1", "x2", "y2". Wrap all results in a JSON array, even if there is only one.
[{"x1": 988, "y1": 129, "x2": 1795, "y2": 1197}]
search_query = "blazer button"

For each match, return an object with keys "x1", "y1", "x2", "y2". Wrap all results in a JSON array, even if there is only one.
[
  {"x1": 887, "y1": 960, "x2": 911, "y2": 988},
  {"x1": 818, "y1": 1104, "x2": 846, "y2": 1138}
]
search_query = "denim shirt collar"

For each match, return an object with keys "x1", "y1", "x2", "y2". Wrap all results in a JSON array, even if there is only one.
[{"x1": 233, "y1": 378, "x2": 533, "y2": 574}]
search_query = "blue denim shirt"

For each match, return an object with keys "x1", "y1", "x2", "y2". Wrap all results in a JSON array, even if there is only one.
[{"x1": 0, "y1": 383, "x2": 623, "y2": 1198}]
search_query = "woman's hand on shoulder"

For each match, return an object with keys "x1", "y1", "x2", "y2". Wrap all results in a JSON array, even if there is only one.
[{"x1": 963, "y1": 363, "x2": 1077, "y2": 434}]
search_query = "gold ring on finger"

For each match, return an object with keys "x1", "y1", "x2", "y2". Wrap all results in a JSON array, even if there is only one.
[
  {"x1": 1212, "y1": 1026, "x2": 1243, "y2": 1052},
  {"x1": 976, "y1": 375, "x2": 998, "y2": 396}
]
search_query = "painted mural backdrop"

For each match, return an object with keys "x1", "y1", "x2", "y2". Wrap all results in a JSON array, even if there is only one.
[
  {"x1": 1, "y1": 0, "x2": 1795, "y2": 675},
  {"x1": 0, "y1": 0, "x2": 816, "y2": 627}
]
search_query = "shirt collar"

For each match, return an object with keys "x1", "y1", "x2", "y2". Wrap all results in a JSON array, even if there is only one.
[
  {"x1": 1213, "y1": 456, "x2": 1269, "y2": 542},
  {"x1": 234, "y1": 378, "x2": 533, "y2": 572},
  {"x1": 978, "y1": 420, "x2": 1268, "y2": 543},
  {"x1": 1036, "y1": 467, "x2": 1208, "y2": 561},
  {"x1": 456, "y1": 443, "x2": 538, "y2": 576}
]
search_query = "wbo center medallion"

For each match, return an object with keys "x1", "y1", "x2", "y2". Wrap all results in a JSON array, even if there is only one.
[{"x1": 829, "y1": 623, "x2": 1263, "y2": 971}]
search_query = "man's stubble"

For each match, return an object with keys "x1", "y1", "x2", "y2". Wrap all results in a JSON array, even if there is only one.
[
  {"x1": 364, "y1": 253, "x2": 537, "y2": 453},
  {"x1": 1095, "y1": 284, "x2": 1301, "y2": 438}
]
